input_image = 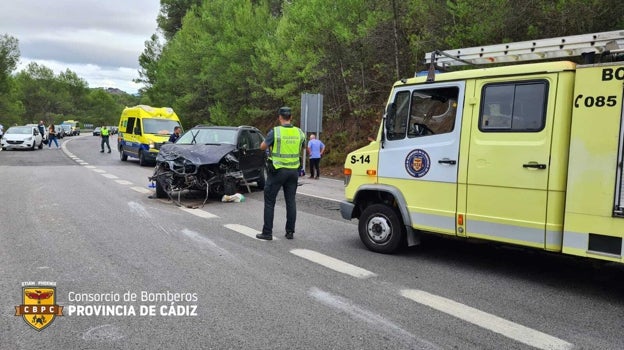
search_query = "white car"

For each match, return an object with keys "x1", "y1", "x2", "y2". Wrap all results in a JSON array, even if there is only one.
[{"x1": 1, "y1": 125, "x2": 44, "y2": 150}]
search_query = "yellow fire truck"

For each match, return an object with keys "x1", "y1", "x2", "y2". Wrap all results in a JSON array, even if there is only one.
[{"x1": 341, "y1": 30, "x2": 624, "y2": 263}]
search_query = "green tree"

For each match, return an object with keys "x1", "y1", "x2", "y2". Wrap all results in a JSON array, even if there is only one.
[
  {"x1": 157, "y1": 0, "x2": 202, "y2": 40},
  {"x1": 0, "y1": 34, "x2": 22, "y2": 124},
  {"x1": 136, "y1": 34, "x2": 163, "y2": 93},
  {"x1": 0, "y1": 34, "x2": 19, "y2": 94},
  {"x1": 85, "y1": 89, "x2": 121, "y2": 125},
  {"x1": 15, "y1": 63, "x2": 62, "y2": 123},
  {"x1": 149, "y1": 0, "x2": 276, "y2": 127},
  {"x1": 255, "y1": 0, "x2": 394, "y2": 145}
]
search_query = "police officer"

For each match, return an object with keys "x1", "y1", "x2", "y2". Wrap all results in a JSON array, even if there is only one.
[
  {"x1": 256, "y1": 107, "x2": 305, "y2": 240},
  {"x1": 100, "y1": 125, "x2": 111, "y2": 153}
]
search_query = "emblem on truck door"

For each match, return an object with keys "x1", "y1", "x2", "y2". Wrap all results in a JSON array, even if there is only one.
[{"x1": 405, "y1": 149, "x2": 431, "y2": 178}]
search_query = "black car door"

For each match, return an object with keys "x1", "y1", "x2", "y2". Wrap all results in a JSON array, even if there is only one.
[{"x1": 237, "y1": 130, "x2": 265, "y2": 177}]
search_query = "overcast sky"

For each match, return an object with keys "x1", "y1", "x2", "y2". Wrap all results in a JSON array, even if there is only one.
[{"x1": 0, "y1": 0, "x2": 162, "y2": 94}]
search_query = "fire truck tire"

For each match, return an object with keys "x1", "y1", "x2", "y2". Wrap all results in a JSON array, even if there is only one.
[{"x1": 358, "y1": 204, "x2": 405, "y2": 253}]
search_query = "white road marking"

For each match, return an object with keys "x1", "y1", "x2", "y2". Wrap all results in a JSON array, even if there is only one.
[
  {"x1": 127, "y1": 201, "x2": 152, "y2": 219},
  {"x1": 131, "y1": 186, "x2": 152, "y2": 194},
  {"x1": 223, "y1": 223, "x2": 275, "y2": 240},
  {"x1": 84, "y1": 165, "x2": 96, "y2": 169},
  {"x1": 92, "y1": 169, "x2": 106, "y2": 173},
  {"x1": 400, "y1": 289, "x2": 573, "y2": 350},
  {"x1": 101, "y1": 173, "x2": 118, "y2": 179},
  {"x1": 115, "y1": 180, "x2": 133, "y2": 185},
  {"x1": 297, "y1": 191, "x2": 341, "y2": 203},
  {"x1": 291, "y1": 249, "x2": 376, "y2": 279},
  {"x1": 180, "y1": 207, "x2": 218, "y2": 219},
  {"x1": 78, "y1": 162, "x2": 89, "y2": 165},
  {"x1": 309, "y1": 288, "x2": 440, "y2": 350}
]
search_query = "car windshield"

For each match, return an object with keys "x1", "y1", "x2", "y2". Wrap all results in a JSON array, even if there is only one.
[
  {"x1": 177, "y1": 128, "x2": 237, "y2": 145},
  {"x1": 7, "y1": 126, "x2": 32, "y2": 134},
  {"x1": 142, "y1": 118, "x2": 180, "y2": 135}
]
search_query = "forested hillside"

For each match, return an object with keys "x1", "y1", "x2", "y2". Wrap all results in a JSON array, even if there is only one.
[
  {"x1": 139, "y1": 0, "x2": 624, "y2": 166},
  {"x1": 1, "y1": 0, "x2": 623, "y2": 168}
]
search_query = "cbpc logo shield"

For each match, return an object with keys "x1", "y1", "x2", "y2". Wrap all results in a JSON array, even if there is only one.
[{"x1": 15, "y1": 286, "x2": 64, "y2": 331}]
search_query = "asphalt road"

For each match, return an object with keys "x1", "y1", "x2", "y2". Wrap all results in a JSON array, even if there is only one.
[{"x1": 1, "y1": 135, "x2": 624, "y2": 349}]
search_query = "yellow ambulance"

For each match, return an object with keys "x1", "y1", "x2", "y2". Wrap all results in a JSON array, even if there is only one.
[
  {"x1": 118, "y1": 105, "x2": 182, "y2": 166},
  {"x1": 341, "y1": 30, "x2": 624, "y2": 264}
]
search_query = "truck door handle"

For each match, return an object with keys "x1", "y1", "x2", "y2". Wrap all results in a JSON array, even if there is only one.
[
  {"x1": 523, "y1": 162, "x2": 547, "y2": 170},
  {"x1": 438, "y1": 158, "x2": 457, "y2": 165}
]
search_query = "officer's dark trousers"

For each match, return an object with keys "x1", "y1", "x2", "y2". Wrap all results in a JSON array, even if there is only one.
[
  {"x1": 101, "y1": 136, "x2": 111, "y2": 151},
  {"x1": 262, "y1": 168, "x2": 299, "y2": 235}
]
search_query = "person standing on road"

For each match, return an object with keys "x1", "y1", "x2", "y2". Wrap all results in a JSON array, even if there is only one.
[
  {"x1": 307, "y1": 133, "x2": 325, "y2": 179},
  {"x1": 48, "y1": 123, "x2": 59, "y2": 148},
  {"x1": 256, "y1": 106, "x2": 306, "y2": 241},
  {"x1": 169, "y1": 126, "x2": 182, "y2": 143},
  {"x1": 38, "y1": 120, "x2": 46, "y2": 144},
  {"x1": 100, "y1": 125, "x2": 111, "y2": 153}
]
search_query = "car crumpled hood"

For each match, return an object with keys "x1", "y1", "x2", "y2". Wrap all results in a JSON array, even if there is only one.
[{"x1": 156, "y1": 143, "x2": 237, "y2": 164}]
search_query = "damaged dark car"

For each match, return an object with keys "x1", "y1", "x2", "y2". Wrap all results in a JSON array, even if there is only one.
[{"x1": 149, "y1": 125, "x2": 267, "y2": 202}]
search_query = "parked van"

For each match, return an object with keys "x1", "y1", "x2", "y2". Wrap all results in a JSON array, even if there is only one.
[{"x1": 117, "y1": 105, "x2": 182, "y2": 166}]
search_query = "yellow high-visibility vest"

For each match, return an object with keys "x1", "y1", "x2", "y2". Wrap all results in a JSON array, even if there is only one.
[{"x1": 270, "y1": 126, "x2": 304, "y2": 169}]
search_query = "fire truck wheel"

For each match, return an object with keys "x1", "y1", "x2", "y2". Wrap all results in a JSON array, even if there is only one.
[{"x1": 358, "y1": 204, "x2": 405, "y2": 253}]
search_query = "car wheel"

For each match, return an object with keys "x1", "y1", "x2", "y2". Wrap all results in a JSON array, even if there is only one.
[
  {"x1": 224, "y1": 179, "x2": 237, "y2": 196},
  {"x1": 38, "y1": 141, "x2": 43, "y2": 149},
  {"x1": 358, "y1": 204, "x2": 406, "y2": 254},
  {"x1": 31, "y1": 142, "x2": 35, "y2": 151},
  {"x1": 119, "y1": 146, "x2": 127, "y2": 161},
  {"x1": 138, "y1": 150, "x2": 147, "y2": 166},
  {"x1": 256, "y1": 166, "x2": 267, "y2": 190},
  {"x1": 155, "y1": 180, "x2": 168, "y2": 199}
]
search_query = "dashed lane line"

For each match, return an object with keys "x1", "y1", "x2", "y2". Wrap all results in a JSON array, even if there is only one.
[
  {"x1": 92, "y1": 169, "x2": 106, "y2": 173},
  {"x1": 180, "y1": 207, "x2": 218, "y2": 219},
  {"x1": 101, "y1": 173, "x2": 118, "y2": 179},
  {"x1": 290, "y1": 249, "x2": 376, "y2": 279},
  {"x1": 400, "y1": 289, "x2": 573, "y2": 350},
  {"x1": 115, "y1": 180, "x2": 133, "y2": 185},
  {"x1": 223, "y1": 223, "x2": 278, "y2": 241},
  {"x1": 131, "y1": 186, "x2": 152, "y2": 194}
]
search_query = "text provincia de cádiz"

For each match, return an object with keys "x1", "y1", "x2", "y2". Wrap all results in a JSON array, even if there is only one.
[{"x1": 65, "y1": 290, "x2": 199, "y2": 317}]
